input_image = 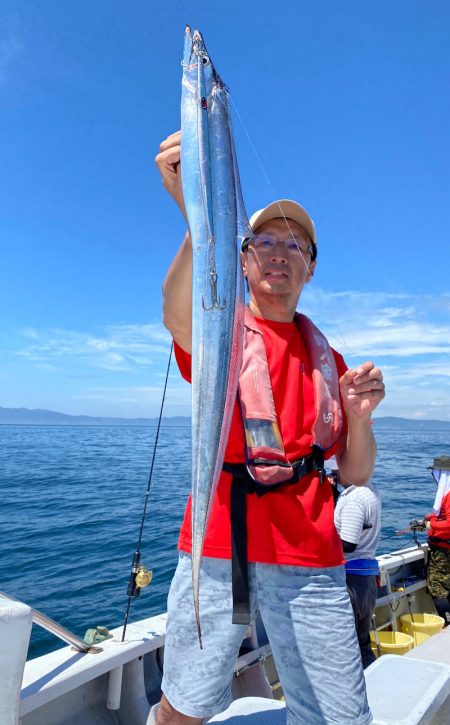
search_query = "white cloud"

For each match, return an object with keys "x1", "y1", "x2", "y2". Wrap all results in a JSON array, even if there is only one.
[
  {"x1": 87, "y1": 338, "x2": 115, "y2": 352},
  {"x1": 302, "y1": 288, "x2": 450, "y2": 361},
  {"x1": 70, "y1": 379, "x2": 191, "y2": 417},
  {"x1": 383, "y1": 361, "x2": 450, "y2": 383},
  {"x1": 4, "y1": 289, "x2": 450, "y2": 419},
  {"x1": 298, "y1": 288, "x2": 450, "y2": 420},
  {"x1": 15, "y1": 322, "x2": 172, "y2": 372}
]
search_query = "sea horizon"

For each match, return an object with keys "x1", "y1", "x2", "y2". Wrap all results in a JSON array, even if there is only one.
[{"x1": 2, "y1": 405, "x2": 450, "y2": 428}]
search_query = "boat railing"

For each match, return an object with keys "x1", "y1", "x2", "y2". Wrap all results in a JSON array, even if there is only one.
[{"x1": 0, "y1": 591, "x2": 101, "y2": 654}]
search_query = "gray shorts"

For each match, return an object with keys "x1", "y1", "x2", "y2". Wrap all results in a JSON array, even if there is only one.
[{"x1": 162, "y1": 553, "x2": 372, "y2": 724}]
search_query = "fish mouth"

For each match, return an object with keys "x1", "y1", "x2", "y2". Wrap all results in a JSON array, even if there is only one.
[
  {"x1": 184, "y1": 27, "x2": 210, "y2": 67},
  {"x1": 192, "y1": 29, "x2": 209, "y2": 61}
]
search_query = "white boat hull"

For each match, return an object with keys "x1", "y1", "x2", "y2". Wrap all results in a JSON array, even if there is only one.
[{"x1": 2, "y1": 544, "x2": 450, "y2": 725}]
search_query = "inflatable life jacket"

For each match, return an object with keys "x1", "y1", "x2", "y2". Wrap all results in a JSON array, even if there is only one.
[
  {"x1": 239, "y1": 307, "x2": 342, "y2": 484},
  {"x1": 224, "y1": 309, "x2": 344, "y2": 624},
  {"x1": 428, "y1": 459, "x2": 450, "y2": 551}
]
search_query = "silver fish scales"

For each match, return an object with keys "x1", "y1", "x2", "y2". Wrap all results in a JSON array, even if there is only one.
[{"x1": 180, "y1": 26, "x2": 247, "y2": 646}]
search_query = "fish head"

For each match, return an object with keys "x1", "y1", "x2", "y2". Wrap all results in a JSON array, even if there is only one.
[
  {"x1": 183, "y1": 26, "x2": 210, "y2": 67},
  {"x1": 183, "y1": 28, "x2": 223, "y2": 92},
  {"x1": 192, "y1": 29, "x2": 209, "y2": 63}
]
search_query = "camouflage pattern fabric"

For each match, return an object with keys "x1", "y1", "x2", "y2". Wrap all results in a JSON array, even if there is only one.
[{"x1": 427, "y1": 547, "x2": 450, "y2": 599}]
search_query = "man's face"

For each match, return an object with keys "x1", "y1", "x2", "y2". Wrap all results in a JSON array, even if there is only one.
[{"x1": 241, "y1": 217, "x2": 316, "y2": 307}]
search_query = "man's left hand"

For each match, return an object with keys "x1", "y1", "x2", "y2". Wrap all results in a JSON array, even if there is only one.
[{"x1": 339, "y1": 361, "x2": 385, "y2": 420}]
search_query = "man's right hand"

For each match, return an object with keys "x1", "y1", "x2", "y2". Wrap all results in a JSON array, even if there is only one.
[{"x1": 155, "y1": 130, "x2": 187, "y2": 221}]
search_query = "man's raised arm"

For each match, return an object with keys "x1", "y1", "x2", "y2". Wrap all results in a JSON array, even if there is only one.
[
  {"x1": 336, "y1": 361, "x2": 385, "y2": 485},
  {"x1": 155, "y1": 131, "x2": 193, "y2": 354}
]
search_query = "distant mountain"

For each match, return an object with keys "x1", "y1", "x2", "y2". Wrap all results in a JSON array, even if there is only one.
[
  {"x1": 0, "y1": 407, "x2": 190, "y2": 426},
  {"x1": 1, "y1": 407, "x2": 449, "y2": 429},
  {"x1": 373, "y1": 416, "x2": 450, "y2": 430}
]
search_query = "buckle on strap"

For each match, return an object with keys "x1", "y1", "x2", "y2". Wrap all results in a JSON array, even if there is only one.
[
  {"x1": 289, "y1": 448, "x2": 326, "y2": 484},
  {"x1": 311, "y1": 445, "x2": 325, "y2": 484},
  {"x1": 223, "y1": 450, "x2": 326, "y2": 489}
]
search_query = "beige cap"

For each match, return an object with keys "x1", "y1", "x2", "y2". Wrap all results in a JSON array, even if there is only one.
[{"x1": 247, "y1": 199, "x2": 317, "y2": 246}]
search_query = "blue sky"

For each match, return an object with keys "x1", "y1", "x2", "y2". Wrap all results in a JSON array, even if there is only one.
[{"x1": 1, "y1": 1, "x2": 449, "y2": 420}]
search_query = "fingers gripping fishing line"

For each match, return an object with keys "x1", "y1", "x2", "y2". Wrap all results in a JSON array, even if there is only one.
[{"x1": 229, "y1": 95, "x2": 355, "y2": 358}]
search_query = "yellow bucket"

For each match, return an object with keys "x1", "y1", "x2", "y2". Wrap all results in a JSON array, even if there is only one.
[
  {"x1": 400, "y1": 613, "x2": 445, "y2": 646},
  {"x1": 370, "y1": 630, "x2": 414, "y2": 657}
]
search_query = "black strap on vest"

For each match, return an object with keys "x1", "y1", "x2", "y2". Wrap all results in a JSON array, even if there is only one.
[{"x1": 223, "y1": 446, "x2": 326, "y2": 625}]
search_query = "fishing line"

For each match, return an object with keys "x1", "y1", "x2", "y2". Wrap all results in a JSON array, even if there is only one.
[
  {"x1": 379, "y1": 531, "x2": 416, "y2": 544},
  {"x1": 228, "y1": 98, "x2": 311, "y2": 276},
  {"x1": 229, "y1": 94, "x2": 356, "y2": 357},
  {"x1": 121, "y1": 341, "x2": 174, "y2": 642}
]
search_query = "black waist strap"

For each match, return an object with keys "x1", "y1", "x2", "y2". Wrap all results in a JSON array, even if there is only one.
[{"x1": 223, "y1": 448, "x2": 326, "y2": 625}]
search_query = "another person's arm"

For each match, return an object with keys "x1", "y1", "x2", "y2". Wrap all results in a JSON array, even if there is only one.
[
  {"x1": 427, "y1": 493, "x2": 450, "y2": 538},
  {"x1": 341, "y1": 538, "x2": 358, "y2": 553},
  {"x1": 336, "y1": 494, "x2": 364, "y2": 553},
  {"x1": 336, "y1": 362, "x2": 385, "y2": 485},
  {"x1": 155, "y1": 131, "x2": 193, "y2": 353},
  {"x1": 428, "y1": 517, "x2": 450, "y2": 537}
]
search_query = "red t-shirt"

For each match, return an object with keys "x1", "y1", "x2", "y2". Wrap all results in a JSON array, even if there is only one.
[{"x1": 176, "y1": 316, "x2": 348, "y2": 567}]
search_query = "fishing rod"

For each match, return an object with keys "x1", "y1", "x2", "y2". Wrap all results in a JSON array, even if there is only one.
[
  {"x1": 395, "y1": 517, "x2": 428, "y2": 535},
  {"x1": 121, "y1": 342, "x2": 174, "y2": 642},
  {"x1": 395, "y1": 517, "x2": 429, "y2": 547}
]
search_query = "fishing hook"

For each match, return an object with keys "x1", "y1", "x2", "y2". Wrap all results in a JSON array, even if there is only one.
[{"x1": 202, "y1": 269, "x2": 226, "y2": 310}]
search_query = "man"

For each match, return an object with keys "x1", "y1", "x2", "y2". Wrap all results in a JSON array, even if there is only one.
[
  {"x1": 155, "y1": 130, "x2": 385, "y2": 725},
  {"x1": 333, "y1": 467, "x2": 381, "y2": 668}
]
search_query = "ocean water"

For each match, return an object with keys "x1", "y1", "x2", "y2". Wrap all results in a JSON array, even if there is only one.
[{"x1": 0, "y1": 423, "x2": 448, "y2": 660}]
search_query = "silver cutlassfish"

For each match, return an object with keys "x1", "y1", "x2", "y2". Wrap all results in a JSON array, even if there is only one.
[{"x1": 180, "y1": 26, "x2": 247, "y2": 646}]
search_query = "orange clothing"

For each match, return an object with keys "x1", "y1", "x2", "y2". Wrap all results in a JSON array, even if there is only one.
[
  {"x1": 428, "y1": 490, "x2": 450, "y2": 551},
  {"x1": 176, "y1": 316, "x2": 348, "y2": 567}
]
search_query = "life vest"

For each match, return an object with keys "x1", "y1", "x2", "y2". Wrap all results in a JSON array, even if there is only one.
[
  {"x1": 225, "y1": 309, "x2": 344, "y2": 625},
  {"x1": 238, "y1": 307, "x2": 343, "y2": 485}
]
